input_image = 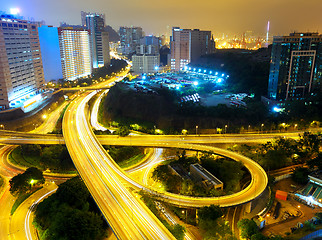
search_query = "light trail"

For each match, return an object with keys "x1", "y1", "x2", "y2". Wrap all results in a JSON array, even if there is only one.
[{"x1": 25, "y1": 188, "x2": 57, "y2": 240}]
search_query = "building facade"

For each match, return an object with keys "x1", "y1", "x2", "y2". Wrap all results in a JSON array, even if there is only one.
[
  {"x1": 132, "y1": 54, "x2": 160, "y2": 74},
  {"x1": 85, "y1": 13, "x2": 110, "y2": 68},
  {"x1": 58, "y1": 26, "x2": 92, "y2": 81},
  {"x1": 268, "y1": 32, "x2": 322, "y2": 101},
  {"x1": 0, "y1": 12, "x2": 45, "y2": 109},
  {"x1": 38, "y1": 25, "x2": 63, "y2": 82},
  {"x1": 170, "y1": 27, "x2": 215, "y2": 71},
  {"x1": 119, "y1": 26, "x2": 143, "y2": 55}
]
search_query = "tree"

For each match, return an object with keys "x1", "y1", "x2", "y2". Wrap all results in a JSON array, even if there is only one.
[
  {"x1": 169, "y1": 224, "x2": 185, "y2": 240},
  {"x1": 307, "y1": 153, "x2": 322, "y2": 170},
  {"x1": 237, "y1": 219, "x2": 259, "y2": 240},
  {"x1": 47, "y1": 209, "x2": 105, "y2": 240},
  {"x1": 9, "y1": 173, "x2": 29, "y2": 196},
  {"x1": 262, "y1": 149, "x2": 289, "y2": 170},
  {"x1": 298, "y1": 132, "x2": 321, "y2": 160},
  {"x1": 292, "y1": 167, "x2": 309, "y2": 184},
  {"x1": 9, "y1": 167, "x2": 45, "y2": 196},
  {"x1": 198, "y1": 205, "x2": 223, "y2": 222},
  {"x1": 20, "y1": 144, "x2": 42, "y2": 157},
  {"x1": 55, "y1": 177, "x2": 90, "y2": 209},
  {"x1": 251, "y1": 233, "x2": 268, "y2": 240},
  {"x1": 34, "y1": 177, "x2": 107, "y2": 240},
  {"x1": 115, "y1": 126, "x2": 130, "y2": 137}
]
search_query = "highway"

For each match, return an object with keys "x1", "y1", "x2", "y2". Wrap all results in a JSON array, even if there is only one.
[
  {"x1": 0, "y1": 99, "x2": 74, "y2": 240},
  {"x1": 91, "y1": 89, "x2": 109, "y2": 131},
  {"x1": 63, "y1": 91, "x2": 175, "y2": 239},
  {"x1": 0, "y1": 128, "x2": 269, "y2": 208},
  {"x1": 0, "y1": 131, "x2": 303, "y2": 146},
  {"x1": 0, "y1": 64, "x2": 303, "y2": 238}
]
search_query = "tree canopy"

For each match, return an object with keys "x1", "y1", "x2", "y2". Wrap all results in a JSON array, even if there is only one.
[
  {"x1": 237, "y1": 219, "x2": 259, "y2": 240},
  {"x1": 34, "y1": 177, "x2": 107, "y2": 240},
  {"x1": 9, "y1": 167, "x2": 45, "y2": 196}
]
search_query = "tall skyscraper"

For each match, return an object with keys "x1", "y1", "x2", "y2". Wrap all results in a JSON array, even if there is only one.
[
  {"x1": 85, "y1": 13, "x2": 110, "y2": 68},
  {"x1": 0, "y1": 12, "x2": 45, "y2": 110},
  {"x1": 58, "y1": 26, "x2": 92, "y2": 81},
  {"x1": 170, "y1": 27, "x2": 215, "y2": 71},
  {"x1": 38, "y1": 25, "x2": 63, "y2": 82},
  {"x1": 81, "y1": 11, "x2": 105, "y2": 27},
  {"x1": 119, "y1": 26, "x2": 143, "y2": 54},
  {"x1": 268, "y1": 32, "x2": 322, "y2": 101}
]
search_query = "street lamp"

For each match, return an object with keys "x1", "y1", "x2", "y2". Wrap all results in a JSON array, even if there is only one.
[
  {"x1": 0, "y1": 124, "x2": 4, "y2": 130},
  {"x1": 225, "y1": 125, "x2": 228, "y2": 134},
  {"x1": 182, "y1": 210, "x2": 187, "y2": 223},
  {"x1": 261, "y1": 123, "x2": 264, "y2": 133},
  {"x1": 196, "y1": 125, "x2": 198, "y2": 135},
  {"x1": 42, "y1": 114, "x2": 47, "y2": 119},
  {"x1": 248, "y1": 125, "x2": 250, "y2": 132},
  {"x1": 30, "y1": 179, "x2": 36, "y2": 189}
]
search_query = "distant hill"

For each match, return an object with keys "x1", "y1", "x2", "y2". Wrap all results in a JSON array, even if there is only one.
[{"x1": 104, "y1": 25, "x2": 120, "y2": 42}]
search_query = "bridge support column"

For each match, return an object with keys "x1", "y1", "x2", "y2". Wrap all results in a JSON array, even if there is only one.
[{"x1": 245, "y1": 201, "x2": 253, "y2": 214}]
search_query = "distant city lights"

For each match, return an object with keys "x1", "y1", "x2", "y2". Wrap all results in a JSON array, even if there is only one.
[{"x1": 273, "y1": 106, "x2": 284, "y2": 113}]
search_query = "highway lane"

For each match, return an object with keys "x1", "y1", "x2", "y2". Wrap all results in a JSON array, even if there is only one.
[
  {"x1": 0, "y1": 131, "x2": 303, "y2": 146},
  {"x1": 91, "y1": 89, "x2": 109, "y2": 131},
  {"x1": 63, "y1": 91, "x2": 175, "y2": 239},
  {"x1": 10, "y1": 183, "x2": 58, "y2": 240},
  {"x1": 0, "y1": 134, "x2": 268, "y2": 208},
  {"x1": 0, "y1": 145, "x2": 25, "y2": 240},
  {"x1": 95, "y1": 139, "x2": 268, "y2": 208}
]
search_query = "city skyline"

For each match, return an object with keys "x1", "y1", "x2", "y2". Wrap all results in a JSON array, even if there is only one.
[{"x1": 3, "y1": 0, "x2": 322, "y2": 37}]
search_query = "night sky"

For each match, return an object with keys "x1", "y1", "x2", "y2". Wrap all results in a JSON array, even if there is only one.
[{"x1": 3, "y1": 0, "x2": 322, "y2": 37}]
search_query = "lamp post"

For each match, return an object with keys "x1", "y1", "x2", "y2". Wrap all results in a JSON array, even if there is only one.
[
  {"x1": 225, "y1": 125, "x2": 228, "y2": 134},
  {"x1": 182, "y1": 209, "x2": 187, "y2": 223},
  {"x1": 196, "y1": 125, "x2": 198, "y2": 135},
  {"x1": 248, "y1": 125, "x2": 250, "y2": 132},
  {"x1": 0, "y1": 124, "x2": 4, "y2": 130},
  {"x1": 261, "y1": 123, "x2": 264, "y2": 134}
]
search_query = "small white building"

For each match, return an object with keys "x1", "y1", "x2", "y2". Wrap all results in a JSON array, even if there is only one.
[{"x1": 132, "y1": 54, "x2": 160, "y2": 74}]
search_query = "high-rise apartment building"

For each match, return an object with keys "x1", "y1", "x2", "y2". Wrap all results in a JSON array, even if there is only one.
[
  {"x1": 85, "y1": 13, "x2": 110, "y2": 68},
  {"x1": 268, "y1": 32, "x2": 322, "y2": 101},
  {"x1": 38, "y1": 25, "x2": 63, "y2": 82},
  {"x1": 170, "y1": 27, "x2": 215, "y2": 71},
  {"x1": 119, "y1": 27, "x2": 143, "y2": 54},
  {"x1": 0, "y1": 12, "x2": 45, "y2": 109},
  {"x1": 58, "y1": 26, "x2": 92, "y2": 81},
  {"x1": 81, "y1": 11, "x2": 105, "y2": 27}
]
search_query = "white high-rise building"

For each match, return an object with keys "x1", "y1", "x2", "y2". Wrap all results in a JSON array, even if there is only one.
[
  {"x1": 132, "y1": 55, "x2": 160, "y2": 74},
  {"x1": 0, "y1": 12, "x2": 45, "y2": 110},
  {"x1": 58, "y1": 26, "x2": 92, "y2": 81}
]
